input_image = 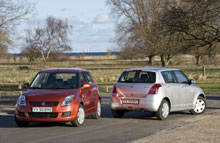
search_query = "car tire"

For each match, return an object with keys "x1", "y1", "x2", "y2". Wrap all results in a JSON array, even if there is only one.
[
  {"x1": 191, "y1": 96, "x2": 206, "y2": 115},
  {"x1": 156, "y1": 99, "x2": 170, "y2": 120},
  {"x1": 71, "y1": 104, "x2": 85, "y2": 127},
  {"x1": 92, "y1": 100, "x2": 101, "y2": 119},
  {"x1": 111, "y1": 109, "x2": 125, "y2": 118},
  {"x1": 15, "y1": 116, "x2": 29, "y2": 127}
]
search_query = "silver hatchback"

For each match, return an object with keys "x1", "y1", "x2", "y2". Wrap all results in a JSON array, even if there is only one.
[{"x1": 111, "y1": 67, "x2": 206, "y2": 120}]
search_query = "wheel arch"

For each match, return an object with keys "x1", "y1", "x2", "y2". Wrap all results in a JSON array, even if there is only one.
[{"x1": 163, "y1": 97, "x2": 171, "y2": 111}]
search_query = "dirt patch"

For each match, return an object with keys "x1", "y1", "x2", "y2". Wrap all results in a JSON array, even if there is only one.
[{"x1": 132, "y1": 111, "x2": 220, "y2": 143}]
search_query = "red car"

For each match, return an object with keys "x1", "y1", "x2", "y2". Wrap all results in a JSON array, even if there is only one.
[{"x1": 15, "y1": 68, "x2": 101, "y2": 127}]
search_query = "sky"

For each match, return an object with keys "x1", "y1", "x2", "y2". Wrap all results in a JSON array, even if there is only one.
[{"x1": 16, "y1": 0, "x2": 116, "y2": 53}]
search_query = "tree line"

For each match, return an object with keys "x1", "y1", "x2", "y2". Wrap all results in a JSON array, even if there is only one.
[
  {"x1": 0, "y1": 0, "x2": 72, "y2": 62},
  {"x1": 107, "y1": 0, "x2": 220, "y2": 66},
  {"x1": 0, "y1": 0, "x2": 219, "y2": 65}
]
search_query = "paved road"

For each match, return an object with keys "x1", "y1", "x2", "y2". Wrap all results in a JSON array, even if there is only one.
[{"x1": 0, "y1": 94, "x2": 220, "y2": 143}]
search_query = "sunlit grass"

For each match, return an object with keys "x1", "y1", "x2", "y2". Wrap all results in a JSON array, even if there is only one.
[{"x1": 0, "y1": 55, "x2": 220, "y2": 94}]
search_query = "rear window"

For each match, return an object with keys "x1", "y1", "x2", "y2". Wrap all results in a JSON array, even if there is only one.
[{"x1": 118, "y1": 71, "x2": 156, "y2": 83}]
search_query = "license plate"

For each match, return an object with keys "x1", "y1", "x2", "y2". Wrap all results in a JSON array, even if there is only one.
[
  {"x1": 32, "y1": 107, "x2": 53, "y2": 112},
  {"x1": 122, "y1": 99, "x2": 139, "y2": 104}
]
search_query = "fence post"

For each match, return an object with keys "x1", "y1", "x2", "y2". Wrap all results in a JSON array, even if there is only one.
[
  {"x1": 202, "y1": 66, "x2": 206, "y2": 77},
  {"x1": 106, "y1": 86, "x2": 109, "y2": 93}
]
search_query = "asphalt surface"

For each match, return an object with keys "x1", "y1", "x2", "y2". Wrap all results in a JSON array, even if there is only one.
[{"x1": 0, "y1": 94, "x2": 220, "y2": 143}]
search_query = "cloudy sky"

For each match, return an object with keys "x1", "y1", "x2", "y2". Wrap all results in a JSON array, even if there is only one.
[{"x1": 19, "y1": 0, "x2": 116, "y2": 53}]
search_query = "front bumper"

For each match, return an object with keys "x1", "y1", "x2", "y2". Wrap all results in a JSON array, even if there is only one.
[
  {"x1": 15, "y1": 103, "x2": 79, "y2": 122},
  {"x1": 111, "y1": 93, "x2": 162, "y2": 112}
]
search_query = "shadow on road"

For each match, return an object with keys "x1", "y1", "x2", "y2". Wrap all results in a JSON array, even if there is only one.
[
  {"x1": 207, "y1": 107, "x2": 220, "y2": 110},
  {"x1": 207, "y1": 96, "x2": 220, "y2": 101}
]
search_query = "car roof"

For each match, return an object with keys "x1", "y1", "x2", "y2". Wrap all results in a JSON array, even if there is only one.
[
  {"x1": 40, "y1": 68, "x2": 88, "y2": 73},
  {"x1": 126, "y1": 67, "x2": 179, "y2": 72}
]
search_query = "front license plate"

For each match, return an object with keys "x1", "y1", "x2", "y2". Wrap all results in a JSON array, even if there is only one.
[
  {"x1": 32, "y1": 107, "x2": 53, "y2": 112},
  {"x1": 122, "y1": 99, "x2": 139, "y2": 104}
]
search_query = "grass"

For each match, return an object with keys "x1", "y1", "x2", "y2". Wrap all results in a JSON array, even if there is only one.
[{"x1": 0, "y1": 55, "x2": 220, "y2": 94}]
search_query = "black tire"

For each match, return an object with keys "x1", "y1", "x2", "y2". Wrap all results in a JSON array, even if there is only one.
[
  {"x1": 156, "y1": 99, "x2": 170, "y2": 120},
  {"x1": 92, "y1": 100, "x2": 101, "y2": 119},
  {"x1": 111, "y1": 110, "x2": 125, "y2": 118},
  {"x1": 15, "y1": 116, "x2": 29, "y2": 127},
  {"x1": 71, "y1": 105, "x2": 85, "y2": 127},
  {"x1": 191, "y1": 96, "x2": 206, "y2": 115}
]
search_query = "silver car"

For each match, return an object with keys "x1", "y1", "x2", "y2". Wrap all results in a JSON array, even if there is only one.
[{"x1": 111, "y1": 67, "x2": 206, "y2": 120}]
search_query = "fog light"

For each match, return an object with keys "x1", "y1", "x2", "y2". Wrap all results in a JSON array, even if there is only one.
[
  {"x1": 18, "y1": 111, "x2": 26, "y2": 117},
  {"x1": 62, "y1": 112, "x2": 71, "y2": 117}
]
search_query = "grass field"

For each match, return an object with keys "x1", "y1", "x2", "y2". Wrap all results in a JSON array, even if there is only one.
[{"x1": 0, "y1": 55, "x2": 220, "y2": 94}]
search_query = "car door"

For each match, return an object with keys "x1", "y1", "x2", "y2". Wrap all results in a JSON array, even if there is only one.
[
  {"x1": 161, "y1": 71, "x2": 182, "y2": 110},
  {"x1": 80, "y1": 72, "x2": 93, "y2": 114},
  {"x1": 84, "y1": 72, "x2": 97, "y2": 111},
  {"x1": 173, "y1": 70, "x2": 195, "y2": 109}
]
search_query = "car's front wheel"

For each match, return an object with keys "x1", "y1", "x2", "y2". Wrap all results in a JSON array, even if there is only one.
[
  {"x1": 191, "y1": 96, "x2": 206, "y2": 115},
  {"x1": 71, "y1": 104, "x2": 85, "y2": 127},
  {"x1": 15, "y1": 116, "x2": 29, "y2": 127},
  {"x1": 111, "y1": 109, "x2": 125, "y2": 118},
  {"x1": 156, "y1": 99, "x2": 170, "y2": 120},
  {"x1": 92, "y1": 100, "x2": 101, "y2": 119}
]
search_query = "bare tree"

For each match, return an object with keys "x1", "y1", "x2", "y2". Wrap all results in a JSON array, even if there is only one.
[
  {"x1": 25, "y1": 16, "x2": 72, "y2": 62},
  {"x1": 108, "y1": 0, "x2": 183, "y2": 66},
  {"x1": 0, "y1": 29, "x2": 11, "y2": 55},
  {"x1": 0, "y1": 0, "x2": 33, "y2": 56},
  {"x1": 161, "y1": 0, "x2": 220, "y2": 64},
  {"x1": 0, "y1": 0, "x2": 33, "y2": 29}
]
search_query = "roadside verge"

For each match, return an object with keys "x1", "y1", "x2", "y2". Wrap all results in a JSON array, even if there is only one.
[{"x1": 131, "y1": 110, "x2": 220, "y2": 143}]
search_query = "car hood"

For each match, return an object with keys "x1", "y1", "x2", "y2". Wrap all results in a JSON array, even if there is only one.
[{"x1": 24, "y1": 89, "x2": 78, "y2": 101}]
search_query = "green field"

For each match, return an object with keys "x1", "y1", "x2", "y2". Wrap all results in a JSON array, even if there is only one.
[{"x1": 0, "y1": 55, "x2": 220, "y2": 94}]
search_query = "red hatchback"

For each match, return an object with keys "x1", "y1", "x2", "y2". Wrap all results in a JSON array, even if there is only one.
[{"x1": 15, "y1": 68, "x2": 101, "y2": 127}]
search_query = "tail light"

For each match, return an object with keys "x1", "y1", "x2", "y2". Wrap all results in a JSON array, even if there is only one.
[
  {"x1": 112, "y1": 84, "x2": 117, "y2": 93},
  {"x1": 147, "y1": 84, "x2": 161, "y2": 94}
]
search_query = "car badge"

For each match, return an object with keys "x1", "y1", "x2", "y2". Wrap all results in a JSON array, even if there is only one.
[{"x1": 41, "y1": 102, "x2": 46, "y2": 106}]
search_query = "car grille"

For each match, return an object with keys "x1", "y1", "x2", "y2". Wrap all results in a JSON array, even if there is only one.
[
  {"x1": 29, "y1": 101, "x2": 59, "y2": 106},
  {"x1": 28, "y1": 113, "x2": 58, "y2": 118}
]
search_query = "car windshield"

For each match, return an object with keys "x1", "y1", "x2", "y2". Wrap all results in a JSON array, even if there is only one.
[
  {"x1": 118, "y1": 71, "x2": 156, "y2": 83},
  {"x1": 30, "y1": 72, "x2": 78, "y2": 89}
]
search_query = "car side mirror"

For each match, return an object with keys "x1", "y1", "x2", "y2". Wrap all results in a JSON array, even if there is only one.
[
  {"x1": 22, "y1": 83, "x2": 29, "y2": 90},
  {"x1": 82, "y1": 83, "x2": 91, "y2": 88},
  {"x1": 188, "y1": 79, "x2": 195, "y2": 85}
]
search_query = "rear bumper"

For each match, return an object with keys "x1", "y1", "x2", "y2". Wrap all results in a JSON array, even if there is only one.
[
  {"x1": 15, "y1": 104, "x2": 78, "y2": 122},
  {"x1": 111, "y1": 93, "x2": 162, "y2": 112}
]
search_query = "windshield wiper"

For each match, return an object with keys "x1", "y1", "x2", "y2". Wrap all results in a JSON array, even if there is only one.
[
  {"x1": 45, "y1": 87, "x2": 71, "y2": 89},
  {"x1": 30, "y1": 87, "x2": 42, "y2": 89}
]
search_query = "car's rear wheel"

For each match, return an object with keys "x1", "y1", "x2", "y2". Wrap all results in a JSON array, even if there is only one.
[
  {"x1": 15, "y1": 116, "x2": 29, "y2": 127},
  {"x1": 71, "y1": 105, "x2": 85, "y2": 127},
  {"x1": 92, "y1": 100, "x2": 101, "y2": 119},
  {"x1": 156, "y1": 99, "x2": 170, "y2": 120},
  {"x1": 191, "y1": 96, "x2": 206, "y2": 115},
  {"x1": 111, "y1": 109, "x2": 125, "y2": 118}
]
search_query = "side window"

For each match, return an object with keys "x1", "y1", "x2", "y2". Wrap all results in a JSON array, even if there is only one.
[
  {"x1": 79, "y1": 72, "x2": 87, "y2": 87},
  {"x1": 119, "y1": 71, "x2": 136, "y2": 82},
  {"x1": 174, "y1": 70, "x2": 189, "y2": 84},
  {"x1": 161, "y1": 71, "x2": 176, "y2": 83},
  {"x1": 84, "y1": 72, "x2": 94, "y2": 84}
]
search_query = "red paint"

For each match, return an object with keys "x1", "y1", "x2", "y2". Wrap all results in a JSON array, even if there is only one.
[{"x1": 15, "y1": 68, "x2": 101, "y2": 123}]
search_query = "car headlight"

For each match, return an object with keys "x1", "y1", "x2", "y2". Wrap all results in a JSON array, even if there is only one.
[
  {"x1": 17, "y1": 94, "x2": 26, "y2": 106},
  {"x1": 61, "y1": 95, "x2": 75, "y2": 106}
]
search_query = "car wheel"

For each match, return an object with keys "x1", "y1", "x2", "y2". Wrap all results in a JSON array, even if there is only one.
[
  {"x1": 111, "y1": 109, "x2": 125, "y2": 118},
  {"x1": 15, "y1": 116, "x2": 29, "y2": 127},
  {"x1": 71, "y1": 105, "x2": 85, "y2": 127},
  {"x1": 156, "y1": 99, "x2": 170, "y2": 120},
  {"x1": 92, "y1": 100, "x2": 101, "y2": 119},
  {"x1": 191, "y1": 96, "x2": 206, "y2": 115}
]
